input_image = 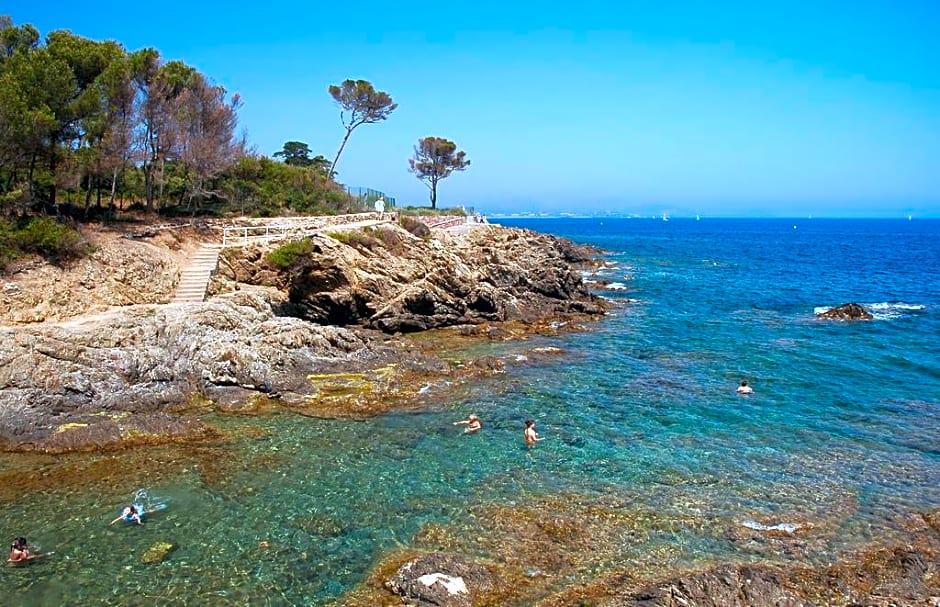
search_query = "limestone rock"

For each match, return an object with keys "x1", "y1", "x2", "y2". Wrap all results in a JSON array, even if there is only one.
[
  {"x1": 0, "y1": 222, "x2": 612, "y2": 452},
  {"x1": 816, "y1": 302, "x2": 873, "y2": 320}
]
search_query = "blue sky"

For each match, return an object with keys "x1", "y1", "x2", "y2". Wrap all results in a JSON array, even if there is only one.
[{"x1": 5, "y1": 1, "x2": 940, "y2": 216}]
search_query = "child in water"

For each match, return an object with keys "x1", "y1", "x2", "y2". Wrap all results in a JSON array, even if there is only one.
[
  {"x1": 110, "y1": 504, "x2": 143, "y2": 525},
  {"x1": 453, "y1": 414, "x2": 482, "y2": 434},
  {"x1": 8, "y1": 537, "x2": 30, "y2": 563}
]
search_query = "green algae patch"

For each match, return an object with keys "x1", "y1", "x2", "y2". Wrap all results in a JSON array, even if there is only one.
[
  {"x1": 307, "y1": 371, "x2": 375, "y2": 397},
  {"x1": 88, "y1": 411, "x2": 130, "y2": 420},
  {"x1": 140, "y1": 541, "x2": 178, "y2": 564},
  {"x1": 54, "y1": 422, "x2": 90, "y2": 434}
]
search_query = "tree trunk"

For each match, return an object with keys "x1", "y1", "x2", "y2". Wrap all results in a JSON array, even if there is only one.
[
  {"x1": 48, "y1": 142, "x2": 58, "y2": 215},
  {"x1": 84, "y1": 174, "x2": 93, "y2": 217},
  {"x1": 109, "y1": 166, "x2": 119, "y2": 208},
  {"x1": 429, "y1": 176, "x2": 440, "y2": 209},
  {"x1": 26, "y1": 154, "x2": 36, "y2": 211},
  {"x1": 158, "y1": 157, "x2": 166, "y2": 207},
  {"x1": 144, "y1": 162, "x2": 155, "y2": 211},
  {"x1": 328, "y1": 127, "x2": 354, "y2": 181}
]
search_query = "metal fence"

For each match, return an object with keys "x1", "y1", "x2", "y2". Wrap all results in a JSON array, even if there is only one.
[
  {"x1": 345, "y1": 186, "x2": 396, "y2": 207},
  {"x1": 219, "y1": 212, "x2": 392, "y2": 248}
]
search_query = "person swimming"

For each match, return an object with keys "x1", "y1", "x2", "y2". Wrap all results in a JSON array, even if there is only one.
[
  {"x1": 110, "y1": 504, "x2": 143, "y2": 526},
  {"x1": 453, "y1": 414, "x2": 482, "y2": 434},
  {"x1": 8, "y1": 537, "x2": 30, "y2": 563},
  {"x1": 524, "y1": 419, "x2": 543, "y2": 446},
  {"x1": 737, "y1": 380, "x2": 754, "y2": 395}
]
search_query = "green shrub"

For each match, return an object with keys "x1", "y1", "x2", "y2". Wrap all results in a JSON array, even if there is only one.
[
  {"x1": 325, "y1": 229, "x2": 380, "y2": 251},
  {"x1": 0, "y1": 216, "x2": 92, "y2": 270},
  {"x1": 397, "y1": 206, "x2": 467, "y2": 216},
  {"x1": 266, "y1": 238, "x2": 313, "y2": 268},
  {"x1": 15, "y1": 217, "x2": 86, "y2": 257}
]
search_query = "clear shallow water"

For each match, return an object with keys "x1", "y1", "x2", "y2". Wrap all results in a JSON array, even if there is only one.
[{"x1": 2, "y1": 218, "x2": 939, "y2": 605}]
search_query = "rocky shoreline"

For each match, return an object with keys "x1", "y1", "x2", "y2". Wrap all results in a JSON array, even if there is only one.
[
  {"x1": 347, "y1": 500, "x2": 940, "y2": 606},
  {"x1": 0, "y1": 220, "x2": 608, "y2": 453},
  {"x1": 2, "y1": 218, "x2": 937, "y2": 606}
]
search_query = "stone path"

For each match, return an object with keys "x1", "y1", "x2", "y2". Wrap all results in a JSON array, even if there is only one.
[
  {"x1": 171, "y1": 220, "x2": 390, "y2": 304},
  {"x1": 170, "y1": 243, "x2": 222, "y2": 304}
]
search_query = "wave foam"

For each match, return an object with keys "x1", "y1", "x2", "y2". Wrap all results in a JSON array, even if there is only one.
[
  {"x1": 741, "y1": 520, "x2": 800, "y2": 533},
  {"x1": 814, "y1": 302, "x2": 926, "y2": 320}
]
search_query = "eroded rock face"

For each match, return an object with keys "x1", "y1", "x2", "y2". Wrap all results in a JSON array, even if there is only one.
[
  {"x1": 0, "y1": 292, "x2": 396, "y2": 451},
  {"x1": 816, "y1": 302, "x2": 873, "y2": 320},
  {"x1": 0, "y1": 229, "x2": 183, "y2": 325},
  {"x1": 217, "y1": 225, "x2": 608, "y2": 333},
  {"x1": 385, "y1": 553, "x2": 496, "y2": 607}
]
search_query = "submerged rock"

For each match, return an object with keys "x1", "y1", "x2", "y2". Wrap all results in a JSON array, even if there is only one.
[
  {"x1": 140, "y1": 540, "x2": 177, "y2": 564},
  {"x1": 816, "y1": 302, "x2": 873, "y2": 320},
  {"x1": 385, "y1": 553, "x2": 496, "y2": 607},
  {"x1": 609, "y1": 565, "x2": 804, "y2": 606}
]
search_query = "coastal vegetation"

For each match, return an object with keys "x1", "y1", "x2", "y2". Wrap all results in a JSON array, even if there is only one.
[
  {"x1": 0, "y1": 17, "x2": 471, "y2": 228},
  {"x1": 0, "y1": 16, "x2": 361, "y2": 223},
  {"x1": 0, "y1": 15, "x2": 473, "y2": 271},
  {"x1": 264, "y1": 237, "x2": 314, "y2": 269},
  {"x1": 326, "y1": 79, "x2": 398, "y2": 181},
  {"x1": 409, "y1": 136, "x2": 471, "y2": 209},
  {"x1": 0, "y1": 215, "x2": 91, "y2": 269}
]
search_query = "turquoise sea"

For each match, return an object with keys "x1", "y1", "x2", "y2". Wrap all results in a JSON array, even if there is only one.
[{"x1": 2, "y1": 218, "x2": 939, "y2": 605}]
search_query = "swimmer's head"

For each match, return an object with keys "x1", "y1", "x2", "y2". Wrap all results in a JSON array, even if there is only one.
[{"x1": 469, "y1": 414, "x2": 478, "y2": 420}]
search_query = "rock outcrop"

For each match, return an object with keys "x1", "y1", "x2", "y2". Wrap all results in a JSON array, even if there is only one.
[
  {"x1": 816, "y1": 302, "x2": 873, "y2": 320},
  {"x1": 0, "y1": 291, "x2": 403, "y2": 451},
  {"x1": 0, "y1": 227, "x2": 189, "y2": 324},
  {"x1": 215, "y1": 224, "x2": 606, "y2": 333},
  {"x1": 0, "y1": 223, "x2": 608, "y2": 452},
  {"x1": 602, "y1": 538, "x2": 940, "y2": 606}
]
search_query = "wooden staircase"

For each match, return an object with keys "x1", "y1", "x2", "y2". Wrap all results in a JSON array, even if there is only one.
[{"x1": 170, "y1": 244, "x2": 221, "y2": 304}]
